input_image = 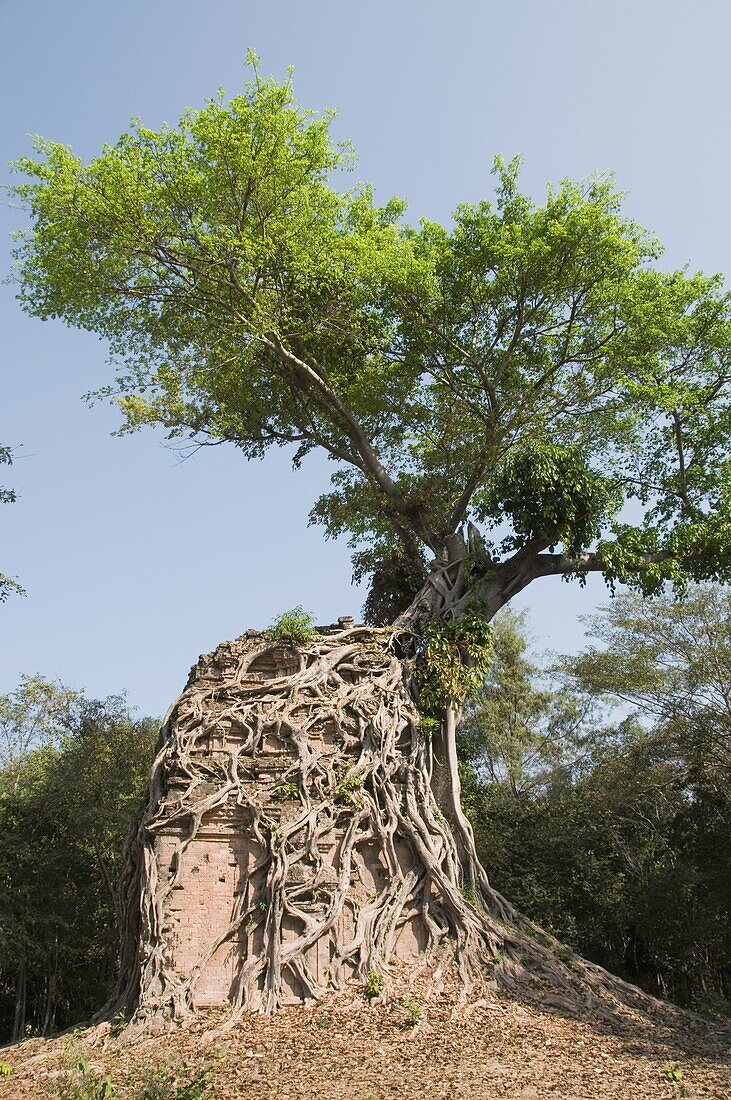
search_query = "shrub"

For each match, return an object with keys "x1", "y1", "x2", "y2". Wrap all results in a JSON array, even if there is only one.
[
  {"x1": 131, "y1": 1062, "x2": 212, "y2": 1100},
  {"x1": 335, "y1": 770, "x2": 364, "y2": 805},
  {"x1": 364, "y1": 969, "x2": 384, "y2": 998},
  {"x1": 271, "y1": 779, "x2": 300, "y2": 801},
  {"x1": 56, "y1": 1051, "x2": 115, "y2": 1100},
  {"x1": 401, "y1": 996, "x2": 423, "y2": 1025},
  {"x1": 266, "y1": 606, "x2": 316, "y2": 647}
]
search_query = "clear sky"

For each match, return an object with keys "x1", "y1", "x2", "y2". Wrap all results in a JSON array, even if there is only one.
[{"x1": 2, "y1": 1, "x2": 730, "y2": 716}]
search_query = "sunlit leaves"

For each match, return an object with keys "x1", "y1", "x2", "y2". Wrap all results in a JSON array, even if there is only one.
[
  {"x1": 477, "y1": 442, "x2": 623, "y2": 555},
  {"x1": 415, "y1": 609, "x2": 493, "y2": 711}
]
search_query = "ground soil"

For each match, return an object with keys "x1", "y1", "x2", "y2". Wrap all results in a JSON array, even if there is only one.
[{"x1": 2, "y1": 989, "x2": 729, "y2": 1100}]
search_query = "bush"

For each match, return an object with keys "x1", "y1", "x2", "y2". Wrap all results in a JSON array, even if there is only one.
[
  {"x1": 266, "y1": 606, "x2": 316, "y2": 646},
  {"x1": 131, "y1": 1062, "x2": 212, "y2": 1100},
  {"x1": 56, "y1": 1049, "x2": 115, "y2": 1100},
  {"x1": 364, "y1": 970, "x2": 384, "y2": 998},
  {"x1": 55, "y1": 1053, "x2": 213, "y2": 1100}
]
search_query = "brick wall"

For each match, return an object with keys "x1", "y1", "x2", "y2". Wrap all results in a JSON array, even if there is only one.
[{"x1": 153, "y1": 629, "x2": 425, "y2": 1006}]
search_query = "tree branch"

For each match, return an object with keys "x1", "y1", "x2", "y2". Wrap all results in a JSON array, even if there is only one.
[{"x1": 260, "y1": 332, "x2": 440, "y2": 551}]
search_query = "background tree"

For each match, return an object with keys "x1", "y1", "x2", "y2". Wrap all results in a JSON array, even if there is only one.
[
  {"x1": 9, "y1": 60, "x2": 731, "y2": 1015},
  {"x1": 568, "y1": 586, "x2": 731, "y2": 797},
  {"x1": 458, "y1": 610, "x2": 590, "y2": 796},
  {"x1": 0, "y1": 675, "x2": 80, "y2": 776},
  {"x1": 462, "y1": 591, "x2": 731, "y2": 1013},
  {"x1": 0, "y1": 679, "x2": 157, "y2": 1041}
]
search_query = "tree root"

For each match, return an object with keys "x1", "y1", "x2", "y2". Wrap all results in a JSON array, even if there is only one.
[{"x1": 108, "y1": 624, "x2": 686, "y2": 1029}]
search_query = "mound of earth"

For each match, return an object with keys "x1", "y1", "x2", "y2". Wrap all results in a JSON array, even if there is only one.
[{"x1": 2, "y1": 990, "x2": 729, "y2": 1100}]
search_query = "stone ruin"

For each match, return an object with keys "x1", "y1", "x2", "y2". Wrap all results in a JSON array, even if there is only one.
[
  {"x1": 122, "y1": 615, "x2": 661, "y2": 1023},
  {"x1": 147, "y1": 618, "x2": 427, "y2": 1009}
]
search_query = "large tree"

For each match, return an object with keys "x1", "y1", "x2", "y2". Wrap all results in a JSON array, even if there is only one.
[
  {"x1": 11, "y1": 68, "x2": 731, "y2": 612},
  {"x1": 10, "y1": 61, "x2": 731, "y2": 1016}
]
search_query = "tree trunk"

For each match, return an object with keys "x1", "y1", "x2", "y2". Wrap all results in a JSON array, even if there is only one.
[
  {"x1": 12, "y1": 959, "x2": 26, "y2": 1042},
  {"x1": 41, "y1": 950, "x2": 57, "y2": 1037}
]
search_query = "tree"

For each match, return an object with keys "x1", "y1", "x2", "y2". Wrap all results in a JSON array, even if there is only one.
[
  {"x1": 0, "y1": 678, "x2": 157, "y2": 1041},
  {"x1": 459, "y1": 610, "x2": 589, "y2": 796},
  {"x1": 10, "y1": 59, "x2": 731, "y2": 1015},
  {"x1": 0, "y1": 675, "x2": 80, "y2": 776},
  {"x1": 568, "y1": 586, "x2": 731, "y2": 796},
  {"x1": 568, "y1": 587, "x2": 731, "y2": 1008},
  {"x1": 464, "y1": 593, "x2": 730, "y2": 1011},
  {"x1": 0, "y1": 445, "x2": 24, "y2": 603}
]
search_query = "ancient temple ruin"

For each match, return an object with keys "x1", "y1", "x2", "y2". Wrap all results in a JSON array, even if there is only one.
[
  {"x1": 132, "y1": 619, "x2": 435, "y2": 1014},
  {"x1": 118, "y1": 618, "x2": 637, "y2": 1023}
]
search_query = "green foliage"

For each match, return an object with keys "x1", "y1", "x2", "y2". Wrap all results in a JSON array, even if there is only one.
[
  {"x1": 459, "y1": 883, "x2": 479, "y2": 909},
  {"x1": 335, "y1": 770, "x2": 364, "y2": 805},
  {"x1": 418, "y1": 715, "x2": 440, "y2": 734},
  {"x1": 364, "y1": 969, "x2": 384, "y2": 999},
  {"x1": 54, "y1": 1052, "x2": 212, "y2": 1100},
  {"x1": 57, "y1": 1049, "x2": 115, "y2": 1100},
  {"x1": 130, "y1": 1062, "x2": 212, "y2": 1100},
  {"x1": 109, "y1": 1011, "x2": 130, "y2": 1037},
  {"x1": 0, "y1": 445, "x2": 24, "y2": 603},
  {"x1": 459, "y1": 610, "x2": 588, "y2": 794},
  {"x1": 353, "y1": 537, "x2": 428, "y2": 626},
  {"x1": 0, "y1": 1062, "x2": 13, "y2": 1077},
  {"x1": 266, "y1": 606, "x2": 316, "y2": 647},
  {"x1": 463, "y1": 591, "x2": 731, "y2": 1011},
  {"x1": 0, "y1": 680, "x2": 158, "y2": 1043},
  {"x1": 415, "y1": 609, "x2": 493, "y2": 711},
  {"x1": 479, "y1": 442, "x2": 622, "y2": 557},
  {"x1": 270, "y1": 779, "x2": 299, "y2": 802},
  {"x1": 0, "y1": 674, "x2": 81, "y2": 772},
  {"x1": 661, "y1": 1061, "x2": 683, "y2": 1083},
  {"x1": 401, "y1": 996, "x2": 423, "y2": 1025},
  {"x1": 11, "y1": 64, "x2": 731, "y2": 615},
  {"x1": 261, "y1": 816, "x2": 281, "y2": 838},
  {"x1": 0, "y1": 447, "x2": 17, "y2": 507},
  {"x1": 565, "y1": 586, "x2": 731, "y2": 798}
]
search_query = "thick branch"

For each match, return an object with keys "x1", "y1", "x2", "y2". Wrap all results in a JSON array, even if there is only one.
[
  {"x1": 532, "y1": 550, "x2": 605, "y2": 578},
  {"x1": 261, "y1": 333, "x2": 440, "y2": 551}
]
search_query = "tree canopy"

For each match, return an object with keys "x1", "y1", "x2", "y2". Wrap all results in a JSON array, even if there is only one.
[
  {"x1": 568, "y1": 585, "x2": 731, "y2": 795},
  {"x1": 10, "y1": 60, "x2": 731, "y2": 617}
]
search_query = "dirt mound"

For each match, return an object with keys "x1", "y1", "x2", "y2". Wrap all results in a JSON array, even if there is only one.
[{"x1": 2, "y1": 992, "x2": 729, "y2": 1100}]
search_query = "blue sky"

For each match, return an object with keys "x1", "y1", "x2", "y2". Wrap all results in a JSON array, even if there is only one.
[{"x1": 2, "y1": 1, "x2": 730, "y2": 716}]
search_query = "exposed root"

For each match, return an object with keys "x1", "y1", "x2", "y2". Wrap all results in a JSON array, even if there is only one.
[{"x1": 110, "y1": 624, "x2": 685, "y2": 1028}]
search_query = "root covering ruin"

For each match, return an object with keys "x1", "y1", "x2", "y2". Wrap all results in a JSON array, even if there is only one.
[{"x1": 113, "y1": 622, "x2": 678, "y2": 1024}]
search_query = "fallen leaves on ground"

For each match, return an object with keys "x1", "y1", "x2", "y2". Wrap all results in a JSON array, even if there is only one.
[{"x1": 1, "y1": 991, "x2": 729, "y2": 1100}]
